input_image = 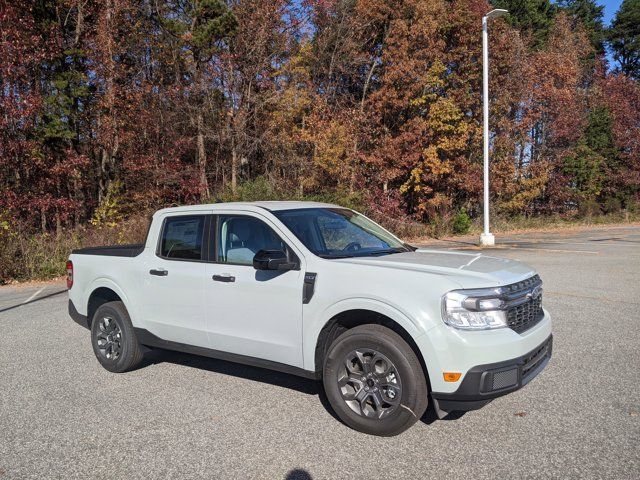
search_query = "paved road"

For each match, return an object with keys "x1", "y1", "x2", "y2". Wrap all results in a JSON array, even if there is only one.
[{"x1": 1, "y1": 225, "x2": 639, "y2": 479}]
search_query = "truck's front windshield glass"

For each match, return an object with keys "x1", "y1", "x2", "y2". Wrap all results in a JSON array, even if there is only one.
[{"x1": 274, "y1": 208, "x2": 411, "y2": 259}]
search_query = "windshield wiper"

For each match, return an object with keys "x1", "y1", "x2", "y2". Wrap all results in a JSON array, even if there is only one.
[
  {"x1": 366, "y1": 248, "x2": 407, "y2": 256},
  {"x1": 318, "y1": 248, "x2": 407, "y2": 259}
]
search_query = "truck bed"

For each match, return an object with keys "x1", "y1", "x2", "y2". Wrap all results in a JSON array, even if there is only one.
[{"x1": 71, "y1": 244, "x2": 144, "y2": 257}]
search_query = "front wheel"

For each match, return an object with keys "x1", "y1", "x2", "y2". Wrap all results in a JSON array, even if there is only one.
[
  {"x1": 91, "y1": 301, "x2": 144, "y2": 373},
  {"x1": 322, "y1": 324, "x2": 428, "y2": 436}
]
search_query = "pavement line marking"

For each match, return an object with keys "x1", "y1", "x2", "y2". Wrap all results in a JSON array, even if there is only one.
[
  {"x1": 501, "y1": 246, "x2": 599, "y2": 254},
  {"x1": 22, "y1": 287, "x2": 45, "y2": 304},
  {"x1": 0, "y1": 288, "x2": 68, "y2": 314},
  {"x1": 516, "y1": 241, "x2": 639, "y2": 248},
  {"x1": 447, "y1": 246, "x2": 599, "y2": 254},
  {"x1": 546, "y1": 291, "x2": 640, "y2": 306}
]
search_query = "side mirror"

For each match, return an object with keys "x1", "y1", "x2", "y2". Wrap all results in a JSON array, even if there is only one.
[{"x1": 253, "y1": 249, "x2": 298, "y2": 271}]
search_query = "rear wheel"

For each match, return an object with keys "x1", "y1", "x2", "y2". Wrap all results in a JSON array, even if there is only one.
[
  {"x1": 91, "y1": 301, "x2": 144, "y2": 373},
  {"x1": 322, "y1": 324, "x2": 428, "y2": 436}
]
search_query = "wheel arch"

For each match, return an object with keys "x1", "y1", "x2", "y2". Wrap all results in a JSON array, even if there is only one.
[
  {"x1": 312, "y1": 303, "x2": 432, "y2": 389},
  {"x1": 85, "y1": 279, "x2": 130, "y2": 327}
]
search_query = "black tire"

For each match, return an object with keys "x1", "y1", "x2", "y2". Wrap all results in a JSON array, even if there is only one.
[
  {"x1": 90, "y1": 301, "x2": 144, "y2": 373},
  {"x1": 323, "y1": 324, "x2": 428, "y2": 436}
]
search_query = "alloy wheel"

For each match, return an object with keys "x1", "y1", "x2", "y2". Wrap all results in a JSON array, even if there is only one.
[
  {"x1": 337, "y1": 348, "x2": 402, "y2": 419},
  {"x1": 95, "y1": 316, "x2": 122, "y2": 361}
]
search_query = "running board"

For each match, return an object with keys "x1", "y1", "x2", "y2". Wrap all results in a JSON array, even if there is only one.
[{"x1": 133, "y1": 328, "x2": 320, "y2": 380}]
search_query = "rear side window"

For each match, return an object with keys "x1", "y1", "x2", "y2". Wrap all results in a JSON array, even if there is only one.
[{"x1": 159, "y1": 215, "x2": 205, "y2": 260}]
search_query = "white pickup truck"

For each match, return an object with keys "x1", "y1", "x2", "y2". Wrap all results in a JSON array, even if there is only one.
[{"x1": 67, "y1": 201, "x2": 552, "y2": 436}]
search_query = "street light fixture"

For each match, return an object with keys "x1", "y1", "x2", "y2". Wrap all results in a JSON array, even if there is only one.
[{"x1": 479, "y1": 8, "x2": 508, "y2": 247}]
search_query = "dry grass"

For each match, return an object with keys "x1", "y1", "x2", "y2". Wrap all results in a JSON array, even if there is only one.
[{"x1": 0, "y1": 215, "x2": 150, "y2": 284}]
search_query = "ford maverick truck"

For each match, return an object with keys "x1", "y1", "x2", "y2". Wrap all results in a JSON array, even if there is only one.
[{"x1": 67, "y1": 201, "x2": 552, "y2": 436}]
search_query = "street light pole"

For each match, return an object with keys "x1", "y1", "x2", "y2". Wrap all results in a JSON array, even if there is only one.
[{"x1": 479, "y1": 8, "x2": 508, "y2": 247}]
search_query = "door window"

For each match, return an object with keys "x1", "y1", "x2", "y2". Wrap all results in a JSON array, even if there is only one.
[
  {"x1": 217, "y1": 215, "x2": 288, "y2": 265},
  {"x1": 159, "y1": 215, "x2": 205, "y2": 260}
]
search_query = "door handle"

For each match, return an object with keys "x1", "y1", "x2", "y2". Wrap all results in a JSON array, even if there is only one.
[
  {"x1": 212, "y1": 274, "x2": 235, "y2": 283},
  {"x1": 149, "y1": 268, "x2": 168, "y2": 276}
]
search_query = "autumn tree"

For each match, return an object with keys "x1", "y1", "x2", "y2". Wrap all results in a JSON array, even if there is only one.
[
  {"x1": 0, "y1": 1, "x2": 52, "y2": 229},
  {"x1": 1, "y1": 0, "x2": 92, "y2": 232},
  {"x1": 598, "y1": 73, "x2": 640, "y2": 204},
  {"x1": 1, "y1": 0, "x2": 639, "y2": 247},
  {"x1": 357, "y1": 0, "x2": 448, "y2": 199},
  {"x1": 156, "y1": 0, "x2": 237, "y2": 199}
]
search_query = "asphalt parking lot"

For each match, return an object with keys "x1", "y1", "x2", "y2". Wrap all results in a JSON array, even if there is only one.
[{"x1": 1, "y1": 225, "x2": 639, "y2": 479}]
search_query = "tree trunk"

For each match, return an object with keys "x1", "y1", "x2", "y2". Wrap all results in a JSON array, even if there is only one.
[
  {"x1": 231, "y1": 136, "x2": 238, "y2": 194},
  {"x1": 197, "y1": 111, "x2": 209, "y2": 199},
  {"x1": 74, "y1": 1, "x2": 83, "y2": 45},
  {"x1": 360, "y1": 60, "x2": 377, "y2": 113},
  {"x1": 360, "y1": 24, "x2": 387, "y2": 112},
  {"x1": 55, "y1": 208, "x2": 62, "y2": 238},
  {"x1": 350, "y1": 133, "x2": 358, "y2": 193},
  {"x1": 99, "y1": 147, "x2": 110, "y2": 203},
  {"x1": 41, "y1": 207, "x2": 47, "y2": 234},
  {"x1": 97, "y1": 0, "x2": 118, "y2": 204},
  {"x1": 72, "y1": 177, "x2": 83, "y2": 226}
]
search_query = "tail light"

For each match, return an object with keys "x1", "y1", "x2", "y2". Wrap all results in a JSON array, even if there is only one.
[{"x1": 66, "y1": 260, "x2": 73, "y2": 289}]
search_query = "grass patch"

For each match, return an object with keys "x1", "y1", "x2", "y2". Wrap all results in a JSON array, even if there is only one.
[{"x1": 0, "y1": 215, "x2": 150, "y2": 284}]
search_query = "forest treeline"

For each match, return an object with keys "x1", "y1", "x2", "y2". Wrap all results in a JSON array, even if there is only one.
[{"x1": 1, "y1": 0, "x2": 639, "y2": 245}]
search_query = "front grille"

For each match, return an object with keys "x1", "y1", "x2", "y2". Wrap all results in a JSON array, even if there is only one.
[
  {"x1": 502, "y1": 274, "x2": 544, "y2": 334},
  {"x1": 507, "y1": 296, "x2": 544, "y2": 333}
]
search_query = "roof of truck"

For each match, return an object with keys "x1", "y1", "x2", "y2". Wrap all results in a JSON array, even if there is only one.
[{"x1": 155, "y1": 201, "x2": 343, "y2": 215}]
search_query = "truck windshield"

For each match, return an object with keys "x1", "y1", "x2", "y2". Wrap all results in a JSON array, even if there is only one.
[{"x1": 274, "y1": 208, "x2": 411, "y2": 258}]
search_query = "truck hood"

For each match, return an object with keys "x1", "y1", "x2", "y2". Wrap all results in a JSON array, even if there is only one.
[{"x1": 334, "y1": 248, "x2": 536, "y2": 288}]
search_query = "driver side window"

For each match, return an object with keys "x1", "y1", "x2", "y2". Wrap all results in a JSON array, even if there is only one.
[{"x1": 217, "y1": 215, "x2": 287, "y2": 265}]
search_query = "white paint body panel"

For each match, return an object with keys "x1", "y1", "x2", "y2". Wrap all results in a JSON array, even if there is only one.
[
  {"x1": 68, "y1": 202, "x2": 552, "y2": 395},
  {"x1": 203, "y1": 209, "x2": 307, "y2": 367}
]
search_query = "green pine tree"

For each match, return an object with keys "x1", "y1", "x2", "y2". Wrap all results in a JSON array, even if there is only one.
[
  {"x1": 607, "y1": 0, "x2": 640, "y2": 79},
  {"x1": 161, "y1": 0, "x2": 238, "y2": 63},
  {"x1": 563, "y1": 143, "x2": 604, "y2": 205},
  {"x1": 584, "y1": 106, "x2": 616, "y2": 161},
  {"x1": 559, "y1": 0, "x2": 605, "y2": 54},
  {"x1": 39, "y1": 50, "x2": 90, "y2": 146},
  {"x1": 492, "y1": 0, "x2": 558, "y2": 48}
]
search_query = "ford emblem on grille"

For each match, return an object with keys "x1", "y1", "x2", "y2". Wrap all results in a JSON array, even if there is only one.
[{"x1": 527, "y1": 286, "x2": 542, "y2": 300}]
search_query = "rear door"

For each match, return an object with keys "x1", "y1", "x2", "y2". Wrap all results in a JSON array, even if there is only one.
[
  {"x1": 205, "y1": 212, "x2": 305, "y2": 367},
  {"x1": 141, "y1": 213, "x2": 211, "y2": 347}
]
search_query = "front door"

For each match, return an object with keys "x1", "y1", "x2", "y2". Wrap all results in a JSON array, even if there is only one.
[{"x1": 205, "y1": 213, "x2": 304, "y2": 367}]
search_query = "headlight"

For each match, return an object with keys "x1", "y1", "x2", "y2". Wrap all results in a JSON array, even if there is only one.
[{"x1": 442, "y1": 289, "x2": 507, "y2": 330}]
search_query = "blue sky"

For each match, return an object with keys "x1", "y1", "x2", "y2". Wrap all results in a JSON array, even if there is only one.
[
  {"x1": 599, "y1": 0, "x2": 624, "y2": 67},
  {"x1": 601, "y1": 0, "x2": 623, "y2": 25}
]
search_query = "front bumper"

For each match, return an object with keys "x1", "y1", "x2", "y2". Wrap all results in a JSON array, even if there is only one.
[{"x1": 431, "y1": 334, "x2": 552, "y2": 415}]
